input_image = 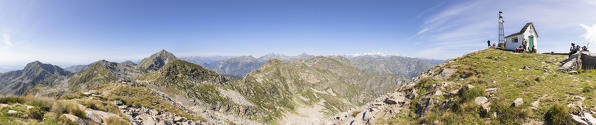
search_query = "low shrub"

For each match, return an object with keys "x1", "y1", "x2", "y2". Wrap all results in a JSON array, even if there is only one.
[
  {"x1": 351, "y1": 111, "x2": 361, "y2": 117},
  {"x1": 28, "y1": 108, "x2": 44, "y2": 120},
  {"x1": 71, "y1": 108, "x2": 86, "y2": 119},
  {"x1": 583, "y1": 86, "x2": 592, "y2": 93},
  {"x1": 51, "y1": 102, "x2": 67, "y2": 114},
  {"x1": 457, "y1": 86, "x2": 485, "y2": 103},
  {"x1": 106, "y1": 117, "x2": 131, "y2": 125},
  {"x1": 544, "y1": 104, "x2": 577, "y2": 125},
  {"x1": 27, "y1": 98, "x2": 53, "y2": 111},
  {"x1": 493, "y1": 104, "x2": 521, "y2": 124},
  {"x1": 0, "y1": 97, "x2": 25, "y2": 104}
]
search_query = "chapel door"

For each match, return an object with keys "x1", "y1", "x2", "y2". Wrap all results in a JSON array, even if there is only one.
[{"x1": 528, "y1": 36, "x2": 534, "y2": 51}]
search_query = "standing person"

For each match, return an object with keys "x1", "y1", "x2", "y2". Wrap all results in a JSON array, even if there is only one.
[
  {"x1": 570, "y1": 43, "x2": 576, "y2": 57},
  {"x1": 487, "y1": 40, "x2": 491, "y2": 48}
]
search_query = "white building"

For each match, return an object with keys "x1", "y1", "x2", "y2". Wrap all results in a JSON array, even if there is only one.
[{"x1": 503, "y1": 22, "x2": 539, "y2": 53}]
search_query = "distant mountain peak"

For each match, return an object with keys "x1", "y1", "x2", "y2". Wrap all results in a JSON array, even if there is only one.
[
  {"x1": 121, "y1": 60, "x2": 136, "y2": 66},
  {"x1": 137, "y1": 49, "x2": 178, "y2": 72},
  {"x1": 1, "y1": 61, "x2": 70, "y2": 96},
  {"x1": 23, "y1": 61, "x2": 70, "y2": 76}
]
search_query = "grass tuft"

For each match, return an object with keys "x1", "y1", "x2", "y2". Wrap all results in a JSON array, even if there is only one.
[{"x1": 544, "y1": 104, "x2": 577, "y2": 125}]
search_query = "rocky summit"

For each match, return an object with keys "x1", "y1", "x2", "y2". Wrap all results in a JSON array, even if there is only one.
[{"x1": 137, "y1": 50, "x2": 178, "y2": 72}]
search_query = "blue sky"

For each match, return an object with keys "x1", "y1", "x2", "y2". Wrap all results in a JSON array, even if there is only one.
[{"x1": 1, "y1": 0, "x2": 596, "y2": 70}]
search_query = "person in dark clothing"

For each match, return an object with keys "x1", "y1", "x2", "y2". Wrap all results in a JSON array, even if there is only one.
[
  {"x1": 487, "y1": 40, "x2": 491, "y2": 48},
  {"x1": 570, "y1": 43, "x2": 575, "y2": 57}
]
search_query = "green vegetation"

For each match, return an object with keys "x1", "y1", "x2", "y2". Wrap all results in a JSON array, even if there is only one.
[
  {"x1": 351, "y1": 111, "x2": 361, "y2": 117},
  {"x1": 0, "y1": 97, "x2": 25, "y2": 104},
  {"x1": 382, "y1": 49, "x2": 594, "y2": 124},
  {"x1": 106, "y1": 116, "x2": 131, "y2": 125},
  {"x1": 457, "y1": 86, "x2": 485, "y2": 103},
  {"x1": 68, "y1": 62, "x2": 118, "y2": 91},
  {"x1": 0, "y1": 97, "x2": 98, "y2": 124},
  {"x1": 491, "y1": 103, "x2": 532, "y2": 124},
  {"x1": 100, "y1": 83, "x2": 205, "y2": 121},
  {"x1": 544, "y1": 104, "x2": 576, "y2": 125}
]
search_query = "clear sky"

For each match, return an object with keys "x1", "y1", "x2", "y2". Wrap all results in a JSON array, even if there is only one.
[{"x1": 1, "y1": 0, "x2": 596, "y2": 70}]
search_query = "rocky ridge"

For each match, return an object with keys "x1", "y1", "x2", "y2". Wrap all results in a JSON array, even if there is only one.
[
  {"x1": 0, "y1": 61, "x2": 71, "y2": 96},
  {"x1": 331, "y1": 49, "x2": 596, "y2": 124}
]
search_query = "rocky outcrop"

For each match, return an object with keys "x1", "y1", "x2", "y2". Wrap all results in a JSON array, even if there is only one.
[
  {"x1": 117, "y1": 105, "x2": 201, "y2": 125},
  {"x1": 329, "y1": 91, "x2": 410, "y2": 124},
  {"x1": 571, "y1": 111, "x2": 596, "y2": 125}
]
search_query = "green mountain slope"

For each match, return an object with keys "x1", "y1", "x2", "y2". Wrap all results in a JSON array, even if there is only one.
[
  {"x1": 68, "y1": 60, "x2": 143, "y2": 91},
  {"x1": 232, "y1": 56, "x2": 405, "y2": 122},
  {"x1": 136, "y1": 55, "x2": 406, "y2": 123},
  {"x1": 137, "y1": 59, "x2": 228, "y2": 100},
  {"x1": 336, "y1": 49, "x2": 595, "y2": 124}
]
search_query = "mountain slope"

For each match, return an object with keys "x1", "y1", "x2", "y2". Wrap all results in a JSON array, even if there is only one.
[
  {"x1": 231, "y1": 56, "x2": 406, "y2": 123},
  {"x1": 68, "y1": 60, "x2": 143, "y2": 91},
  {"x1": 137, "y1": 50, "x2": 177, "y2": 72},
  {"x1": 350, "y1": 55, "x2": 437, "y2": 78},
  {"x1": 137, "y1": 59, "x2": 227, "y2": 93},
  {"x1": 137, "y1": 55, "x2": 407, "y2": 124},
  {"x1": 0, "y1": 61, "x2": 70, "y2": 96},
  {"x1": 212, "y1": 56, "x2": 263, "y2": 77},
  {"x1": 333, "y1": 49, "x2": 595, "y2": 124},
  {"x1": 64, "y1": 64, "x2": 90, "y2": 73}
]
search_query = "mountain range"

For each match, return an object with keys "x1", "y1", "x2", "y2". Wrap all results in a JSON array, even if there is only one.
[
  {"x1": 0, "y1": 50, "x2": 440, "y2": 124},
  {"x1": 180, "y1": 53, "x2": 440, "y2": 79},
  {"x1": 0, "y1": 49, "x2": 594, "y2": 124}
]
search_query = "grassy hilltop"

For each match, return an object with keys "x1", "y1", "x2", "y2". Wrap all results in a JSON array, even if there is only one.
[{"x1": 382, "y1": 48, "x2": 595, "y2": 124}]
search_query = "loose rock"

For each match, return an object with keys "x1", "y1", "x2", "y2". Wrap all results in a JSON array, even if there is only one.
[
  {"x1": 474, "y1": 97, "x2": 488, "y2": 106},
  {"x1": 7, "y1": 110, "x2": 17, "y2": 114},
  {"x1": 513, "y1": 98, "x2": 524, "y2": 107}
]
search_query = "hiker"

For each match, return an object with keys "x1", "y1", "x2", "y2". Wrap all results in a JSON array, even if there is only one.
[
  {"x1": 487, "y1": 40, "x2": 491, "y2": 48},
  {"x1": 570, "y1": 43, "x2": 576, "y2": 57}
]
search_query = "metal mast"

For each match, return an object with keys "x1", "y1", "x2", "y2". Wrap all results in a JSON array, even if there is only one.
[{"x1": 498, "y1": 11, "x2": 505, "y2": 44}]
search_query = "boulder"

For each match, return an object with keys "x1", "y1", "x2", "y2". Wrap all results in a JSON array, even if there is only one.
[
  {"x1": 485, "y1": 88, "x2": 498, "y2": 94},
  {"x1": 63, "y1": 114, "x2": 85, "y2": 125},
  {"x1": 434, "y1": 90, "x2": 443, "y2": 96},
  {"x1": 513, "y1": 98, "x2": 523, "y2": 107},
  {"x1": 467, "y1": 84, "x2": 475, "y2": 89},
  {"x1": 174, "y1": 116, "x2": 184, "y2": 122},
  {"x1": 435, "y1": 68, "x2": 457, "y2": 80},
  {"x1": 7, "y1": 110, "x2": 17, "y2": 114},
  {"x1": 140, "y1": 114, "x2": 156, "y2": 125},
  {"x1": 474, "y1": 97, "x2": 488, "y2": 106},
  {"x1": 86, "y1": 112, "x2": 103, "y2": 124},
  {"x1": 383, "y1": 98, "x2": 397, "y2": 104},
  {"x1": 571, "y1": 112, "x2": 596, "y2": 125},
  {"x1": 481, "y1": 103, "x2": 491, "y2": 112},
  {"x1": 149, "y1": 109, "x2": 159, "y2": 116},
  {"x1": 113, "y1": 100, "x2": 124, "y2": 106},
  {"x1": 531, "y1": 100, "x2": 540, "y2": 110}
]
